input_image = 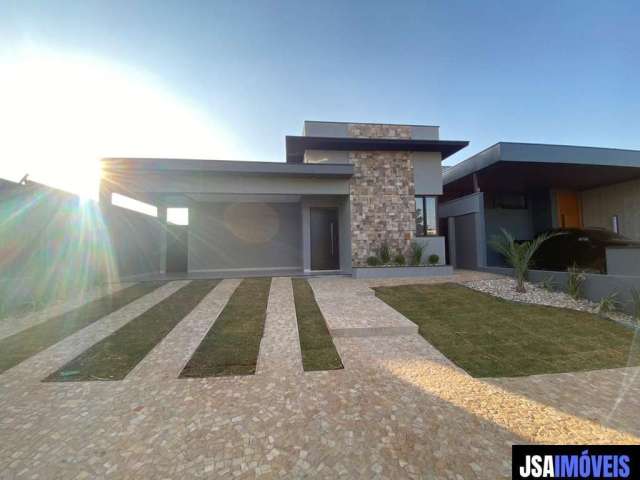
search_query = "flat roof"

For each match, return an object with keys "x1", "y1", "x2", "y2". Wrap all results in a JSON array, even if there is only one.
[
  {"x1": 442, "y1": 142, "x2": 640, "y2": 194},
  {"x1": 303, "y1": 120, "x2": 441, "y2": 128},
  {"x1": 286, "y1": 136, "x2": 468, "y2": 163},
  {"x1": 101, "y1": 158, "x2": 353, "y2": 178},
  {"x1": 444, "y1": 142, "x2": 640, "y2": 186}
]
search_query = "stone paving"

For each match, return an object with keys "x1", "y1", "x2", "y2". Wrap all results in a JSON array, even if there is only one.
[
  {"x1": 1, "y1": 274, "x2": 639, "y2": 479},
  {"x1": 308, "y1": 277, "x2": 418, "y2": 337},
  {"x1": 0, "y1": 282, "x2": 132, "y2": 341}
]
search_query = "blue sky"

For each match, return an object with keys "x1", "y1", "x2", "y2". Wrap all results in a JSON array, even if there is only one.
[{"x1": 1, "y1": 0, "x2": 639, "y2": 193}]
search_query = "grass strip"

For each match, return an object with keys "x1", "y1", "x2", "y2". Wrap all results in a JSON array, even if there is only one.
[
  {"x1": 45, "y1": 280, "x2": 219, "y2": 381},
  {"x1": 292, "y1": 278, "x2": 343, "y2": 371},
  {"x1": 180, "y1": 278, "x2": 271, "y2": 377},
  {"x1": 0, "y1": 282, "x2": 165, "y2": 374},
  {"x1": 375, "y1": 282, "x2": 640, "y2": 378}
]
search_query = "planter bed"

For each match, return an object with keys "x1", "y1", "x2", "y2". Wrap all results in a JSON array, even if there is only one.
[{"x1": 352, "y1": 265, "x2": 453, "y2": 279}]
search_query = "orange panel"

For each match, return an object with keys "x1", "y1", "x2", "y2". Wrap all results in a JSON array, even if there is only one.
[{"x1": 556, "y1": 191, "x2": 583, "y2": 228}]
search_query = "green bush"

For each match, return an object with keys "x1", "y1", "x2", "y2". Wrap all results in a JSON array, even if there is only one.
[
  {"x1": 409, "y1": 241, "x2": 424, "y2": 266},
  {"x1": 393, "y1": 253, "x2": 406, "y2": 265},
  {"x1": 489, "y1": 229, "x2": 561, "y2": 293},
  {"x1": 378, "y1": 242, "x2": 391, "y2": 264},
  {"x1": 366, "y1": 256, "x2": 381, "y2": 266},
  {"x1": 538, "y1": 275, "x2": 556, "y2": 292},
  {"x1": 598, "y1": 292, "x2": 619, "y2": 318},
  {"x1": 566, "y1": 264, "x2": 587, "y2": 299},
  {"x1": 427, "y1": 254, "x2": 439, "y2": 265}
]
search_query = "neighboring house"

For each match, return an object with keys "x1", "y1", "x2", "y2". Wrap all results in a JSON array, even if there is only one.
[
  {"x1": 440, "y1": 142, "x2": 640, "y2": 269},
  {"x1": 100, "y1": 121, "x2": 468, "y2": 278}
]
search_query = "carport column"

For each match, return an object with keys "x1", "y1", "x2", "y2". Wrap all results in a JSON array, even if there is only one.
[
  {"x1": 301, "y1": 203, "x2": 311, "y2": 272},
  {"x1": 158, "y1": 205, "x2": 167, "y2": 274}
]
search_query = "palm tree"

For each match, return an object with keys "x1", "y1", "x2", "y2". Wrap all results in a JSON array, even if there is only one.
[{"x1": 489, "y1": 229, "x2": 560, "y2": 293}]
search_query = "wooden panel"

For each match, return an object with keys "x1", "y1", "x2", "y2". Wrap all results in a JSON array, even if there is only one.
[{"x1": 556, "y1": 190, "x2": 583, "y2": 228}]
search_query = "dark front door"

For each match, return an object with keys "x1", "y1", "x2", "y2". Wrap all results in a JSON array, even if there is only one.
[
  {"x1": 310, "y1": 208, "x2": 339, "y2": 270},
  {"x1": 166, "y1": 224, "x2": 188, "y2": 273}
]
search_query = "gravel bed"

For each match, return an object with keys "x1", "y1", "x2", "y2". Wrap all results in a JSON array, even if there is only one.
[{"x1": 463, "y1": 277, "x2": 638, "y2": 329}]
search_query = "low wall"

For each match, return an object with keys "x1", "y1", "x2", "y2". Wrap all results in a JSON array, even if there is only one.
[
  {"x1": 481, "y1": 266, "x2": 640, "y2": 315},
  {"x1": 352, "y1": 265, "x2": 454, "y2": 279},
  {"x1": 606, "y1": 247, "x2": 640, "y2": 276}
]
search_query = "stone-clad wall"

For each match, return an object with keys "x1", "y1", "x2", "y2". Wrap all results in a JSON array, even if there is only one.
[
  {"x1": 347, "y1": 123, "x2": 412, "y2": 140},
  {"x1": 347, "y1": 123, "x2": 416, "y2": 266},
  {"x1": 349, "y1": 152, "x2": 415, "y2": 265}
]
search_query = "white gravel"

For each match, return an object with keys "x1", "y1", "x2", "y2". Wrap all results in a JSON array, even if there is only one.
[{"x1": 463, "y1": 277, "x2": 637, "y2": 329}]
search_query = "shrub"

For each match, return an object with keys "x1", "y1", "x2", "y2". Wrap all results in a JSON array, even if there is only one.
[
  {"x1": 427, "y1": 254, "x2": 439, "y2": 266},
  {"x1": 366, "y1": 256, "x2": 381, "y2": 266},
  {"x1": 566, "y1": 264, "x2": 587, "y2": 299},
  {"x1": 538, "y1": 275, "x2": 556, "y2": 292},
  {"x1": 598, "y1": 292, "x2": 619, "y2": 318},
  {"x1": 378, "y1": 242, "x2": 391, "y2": 264},
  {"x1": 489, "y1": 228, "x2": 561, "y2": 293},
  {"x1": 630, "y1": 288, "x2": 640, "y2": 324},
  {"x1": 393, "y1": 253, "x2": 406, "y2": 265},
  {"x1": 409, "y1": 241, "x2": 425, "y2": 266}
]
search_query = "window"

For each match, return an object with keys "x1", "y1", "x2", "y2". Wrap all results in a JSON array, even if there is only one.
[
  {"x1": 612, "y1": 215, "x2": 620, "y2": 234},
  {"x1": 111, "y1": 193, "x2": 157, "y2": 217},
  {"x1": 167, "y1": 208, "x2": 189, "y2": 226},
  {"x1": 415, "y1": 196, "x2": 438, "y2": 236},
  {"x1": 485, "y1": 192, "x2": 527, "y2": 210}
]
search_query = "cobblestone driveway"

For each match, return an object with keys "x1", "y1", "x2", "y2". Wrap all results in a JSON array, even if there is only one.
[{"x1": 1, "y1": 273, "x2": 638, "y2": 479}]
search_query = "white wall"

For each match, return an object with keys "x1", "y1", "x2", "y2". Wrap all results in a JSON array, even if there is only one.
[
  {"x1": 581, "y1": 177, "x2": 640, "y2": 240},
  {"x1": 412, "y1": 152, "x2": 443, "y2": 195}
]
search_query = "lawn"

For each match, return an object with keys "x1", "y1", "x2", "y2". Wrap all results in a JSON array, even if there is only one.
[
  {"x1": 0, "y1": 281, "x2": 165, "y2": 374},
  {"x1": 180, "y1": 277, "x2": 271, "y2": 377},
  {"x1": 292, "y1": 278, "x2": 343, "y2": 371},
  {"x1": 374, "y1": 282, "x2": 640, "y2": 378},
  {"x1": 46, "y1": 280, "x2": 219, "y2": 381}
]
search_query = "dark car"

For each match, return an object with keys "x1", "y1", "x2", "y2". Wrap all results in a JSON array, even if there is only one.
[{"x1": 532, "y1": 228, "x2": 640, "y2": 273}]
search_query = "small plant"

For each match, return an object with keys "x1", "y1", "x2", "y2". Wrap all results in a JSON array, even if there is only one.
[
  {"x1": 409, "y1": 241, "x2": 425, "y2": 266},
  {"x1": 489, "y1": 229, "x2": 561, "y2": 293},
  {"x1": 378, "y1": 242, "x2": 391, "y2": 264},
  {"x1": 630, "y1": 288, "x2": 640, "y2": 324},
  {"x1": 393, "y1": 253, "x2": 406, "y2": 265},
  {"x1": 597, "y1": 292, "x2": 619, "y2": 318},
  {"x1": 366, "y1": 256, "x2": 381, "y2": 266},
  {"x1": 566, "y1": 264, "x2": 587, "y2": 299},
  {"x1": 538, "y1": 275, "x2": 556, "y2": 292},
  {"x1": 427, "y1": 254, "x2": 439, "y2": 266}
]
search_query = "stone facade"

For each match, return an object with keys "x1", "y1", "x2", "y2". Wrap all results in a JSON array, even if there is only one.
[
  {"x1": 347, "y1": 123, "x2": 412, "y2": 140},
  {"x1": 349, "y1": 150, "x2": 416, "y2": 266}
]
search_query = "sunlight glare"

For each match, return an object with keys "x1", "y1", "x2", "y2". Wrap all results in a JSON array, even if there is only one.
[{"x1": 0, "y1": 48, "x2": 237, "y2": 198}]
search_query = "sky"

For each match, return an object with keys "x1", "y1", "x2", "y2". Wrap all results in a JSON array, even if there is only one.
[{"x1": 0, "y1": 0, "x2": 639, "y2": 197}]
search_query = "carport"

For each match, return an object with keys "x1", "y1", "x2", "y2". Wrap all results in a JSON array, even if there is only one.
[
  {"x1": 440, "y1": 142, "x2": 640, "y2": 269},
  {"x1": 99, "y1": 158, "x2": 353, "y2": 280}
]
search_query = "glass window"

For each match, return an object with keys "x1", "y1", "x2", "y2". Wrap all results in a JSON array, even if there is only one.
[
  {"x1": 167, "y1": 207, "x2": 189, "y2": 226},
  {"x1": 415, "y1": 197, "x2": 424, "y2": 236},
  {"x1": 415, "y1": 196, "x2": 438, "y2": 236},
  {"x1": 111, "y1": 193, "x2": 157, "y2": 217}
]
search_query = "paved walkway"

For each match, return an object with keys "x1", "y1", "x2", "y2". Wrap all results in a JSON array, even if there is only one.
[
  {"x1": 309, "y1": 277, "x2": 418, "y2": 337},
  {"x1": 1, "y1": 274, "x2": 639, "y2": 479}
]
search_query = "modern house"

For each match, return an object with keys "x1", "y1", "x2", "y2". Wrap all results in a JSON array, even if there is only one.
[
  {"x1": 99, "y1": 121, "x2": 468, "y2": 279},
  {"x1": 440, "y1": 142, "x2": 640, "y2": 270}
]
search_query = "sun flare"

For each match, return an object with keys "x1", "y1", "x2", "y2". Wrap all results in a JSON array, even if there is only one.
[{"x1": 0, "y1": 49, "x2": 236, "y2": 198}]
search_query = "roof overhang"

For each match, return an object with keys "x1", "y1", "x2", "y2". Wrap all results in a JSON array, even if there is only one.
[
  {"x1": 102, "y1": 158, "x2": 353, "y2": 178},
  {"x1": 443, "y1": 142, "x2": 640, "y2": 195},
  {"x1": 285, "y1": 136, "x2": 469, "y2": 163}
]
